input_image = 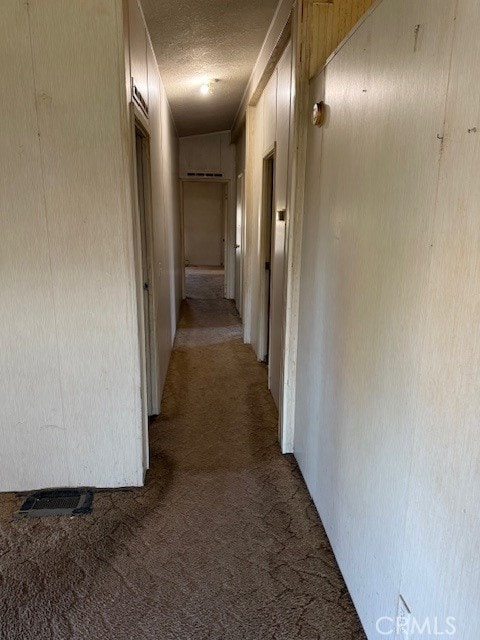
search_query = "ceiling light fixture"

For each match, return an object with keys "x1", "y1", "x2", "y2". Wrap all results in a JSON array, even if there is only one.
[{"x1": 200, "y1": 79, "x2": 219, "y2": 96}]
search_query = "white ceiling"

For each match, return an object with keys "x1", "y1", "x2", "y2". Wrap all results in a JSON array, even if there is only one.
[{"x1": 140, "y1": 0, "x2": 281, "y2": 137}]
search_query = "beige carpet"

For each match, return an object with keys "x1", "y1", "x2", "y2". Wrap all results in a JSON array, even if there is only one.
[
  {"x1": 0, "y1": 271, "x2": 366, "y2": 639},
  {"x1": 185, "y1": 266, "x2": 225, "y2": 300}
]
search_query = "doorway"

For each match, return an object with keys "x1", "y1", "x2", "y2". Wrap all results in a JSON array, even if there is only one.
[
  {"x1": 235, "y1": 173, "x2": 245, "y2": 315},
  {"x1": 182, "y1": 180, "x2": 227, "y2": 299},
  {"x1": 261, "y1": 154, "x2": 275, "y2": 364},
  {"x1": 135, "y1": 127, "x2": 156, "y2": 416}
]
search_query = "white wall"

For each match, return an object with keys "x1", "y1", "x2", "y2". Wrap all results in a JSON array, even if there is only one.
[
  {"x1": 244, "y1": 42, "x2": 293, "y2": 410},
  {"x1": 179, "y1": 131, "x2": 235, "y2": 178},
  {"x1": 0, "y1": 0, "x2": 181, "y2": 492},
  {"x1": 141, "y1": 3, "x2": 182, "y2": 403},
  {"x1": 179, "y1": 131, "x2": 236, "y2": 296},
  {"x1": 183, "y1": 182, "x2": 225, "y2": 267},
  {"x1": 294, "y1": 0, "x2": 480, "y2": 637},
  {"x1": 235, "y1": 128, "x2": 246, "y2": 177},
  {"x1": 269, "y1": 44, "x2": 292, "y2": 409}
]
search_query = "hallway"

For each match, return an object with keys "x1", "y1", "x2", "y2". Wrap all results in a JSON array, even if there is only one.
[
  {"x1": 0, "y1": 271, "x2": 364, "y2": 640},
  {"x1": 185, "y1": 266, "x2": 225, "y2": 300}
]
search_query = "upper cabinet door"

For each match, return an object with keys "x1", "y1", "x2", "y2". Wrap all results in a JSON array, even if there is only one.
[{"x1": 128, "y1": 0, "x2": 148, "y2": 115}]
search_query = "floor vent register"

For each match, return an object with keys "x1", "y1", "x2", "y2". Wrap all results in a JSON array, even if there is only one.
[{"x1": 15, "y1": 489, "x2": 93, "y2": 519}]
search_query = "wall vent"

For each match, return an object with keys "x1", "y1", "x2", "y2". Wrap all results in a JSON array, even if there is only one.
[{"x1": 186, "y1": 172, "x2": 224, "y2": 178}]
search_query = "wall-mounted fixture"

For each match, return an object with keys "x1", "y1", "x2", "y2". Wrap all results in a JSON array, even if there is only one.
[
  {"x1": 200, "y1": 79, "x2": 219, "y2": 96},
  {"x1": 312, "y1": 101, "x2": 325, "y2": 127}
]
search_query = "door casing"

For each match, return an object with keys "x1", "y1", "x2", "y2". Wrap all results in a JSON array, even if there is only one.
[
  {"x1": 260, "y1": 151, "x2": 276, "y2": 364},
  {"x1": 180, "y1": 178, "x2": 229, "y2": 298},
  {"x1": 132, "y1": 111, "x2": 159, "y2": 470},
  {"x1": 235, "y1": 173, "x2": 245, "y2": 314}
]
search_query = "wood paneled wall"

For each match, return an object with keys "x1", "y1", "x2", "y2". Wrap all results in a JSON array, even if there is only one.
[
  {"x1": 310, "y1": 0, "x2": 375, "y2": 78},
  {"x1": 296, "y1": 0, "x2": 480, "y2": 636}
]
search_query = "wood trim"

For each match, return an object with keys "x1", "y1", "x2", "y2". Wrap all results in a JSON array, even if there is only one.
[
  {"x1": 309, "y1": 0, "x2": 377, "y2": 79},
  {"x1": 310, "y1": 1, "x2": 334, "y2": 79}
]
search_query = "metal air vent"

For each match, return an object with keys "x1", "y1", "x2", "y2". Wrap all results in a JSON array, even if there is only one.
[
  {"x1": 15, "y1": 489, "x2": 93, "y2": 519},
  {"x1": 186, "y1": 172, "x2": 223, "y2": 178}
]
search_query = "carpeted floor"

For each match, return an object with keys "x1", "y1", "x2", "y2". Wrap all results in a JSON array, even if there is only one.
[
  {"x1": 185, "y1": 266, "x2": 225, "y2": 299},
  {"x1": 0, "y1": 270, "x2": 366, "y2": 640}
]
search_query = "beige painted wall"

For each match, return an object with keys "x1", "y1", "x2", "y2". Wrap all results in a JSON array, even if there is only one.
[
  {"x1": 183, "y1": 182, "x2": 225, "y2": 267},
  {"x1": 295, "y1": 0, "x2": 480, "y2": 637},
  {"x1": 0, "y1": 0, "x2": 181, "y2": 491}
]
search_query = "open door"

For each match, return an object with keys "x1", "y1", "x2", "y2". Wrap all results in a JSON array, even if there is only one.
[
  {"x1": 261, "y1": 154, "x2": 275, "y2": 364},
  {"x1": 135, "y1": 128, "x2": 156, "y2": 416},
  {"x1": 260, "y1": 150, "x2": 285, "y2": 410}
]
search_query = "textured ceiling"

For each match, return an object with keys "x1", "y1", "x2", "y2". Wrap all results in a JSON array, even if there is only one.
[{"x1": 140, "y1": 0, "x2": 281, "y2": 137}]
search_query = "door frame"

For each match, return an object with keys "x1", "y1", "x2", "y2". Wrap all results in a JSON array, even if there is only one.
[
  {"x1": 131, "y1": 105, "x2": 159, "y2": 472},
  {"x1": 259, "y1": 148, "x2": 276, "y2": 363},
  {"x1": 180, "y1": 178, "x2": 230, "y2": 298},
  {"x1": 235, "y1": 172, "x2": 245, "y2": 315}
]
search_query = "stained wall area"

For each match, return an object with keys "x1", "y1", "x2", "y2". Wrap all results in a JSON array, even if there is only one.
[
  {"x1": 294, "y1": 0, "x2": 480, "y2": 637},
  {"x1": 0, "y1": 0, "x2": 181, "y2": 491}
]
